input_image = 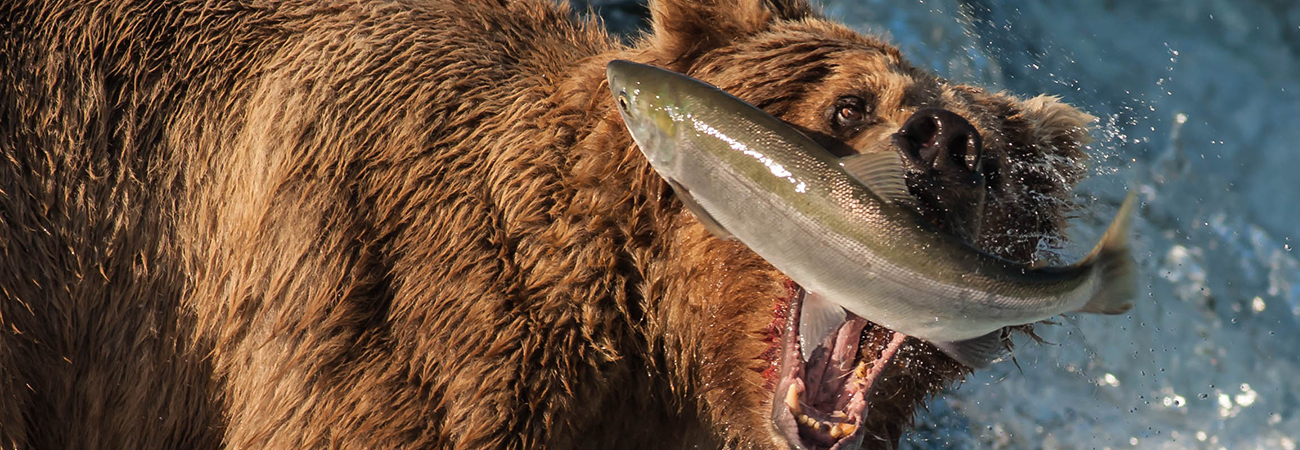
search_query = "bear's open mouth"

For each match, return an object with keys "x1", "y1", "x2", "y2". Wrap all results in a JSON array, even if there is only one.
[{"x1": 768, "y1": 284, "x2": 905, "y2": 450}]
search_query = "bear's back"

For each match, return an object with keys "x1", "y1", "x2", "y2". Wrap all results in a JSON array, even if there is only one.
[{"x1": 0, "y1": 0, "x2": 617, "y2": 447}]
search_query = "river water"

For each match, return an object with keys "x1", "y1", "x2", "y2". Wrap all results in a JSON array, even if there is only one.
[{"x1": 577, "y1": 1, "x2": 1300, "y2": 448}]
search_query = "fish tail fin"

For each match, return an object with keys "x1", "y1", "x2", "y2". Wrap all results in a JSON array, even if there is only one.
[{"x1": 1075, "y1": 191, "x2": 1140, "y2": 315}]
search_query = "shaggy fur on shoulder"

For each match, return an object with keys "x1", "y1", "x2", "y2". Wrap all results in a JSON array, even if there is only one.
[{"x1": 0, "y1": 0, "x2": 1092, "y2": 448}]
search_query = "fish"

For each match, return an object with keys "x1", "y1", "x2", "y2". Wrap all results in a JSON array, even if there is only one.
[{"x1": 606, "y1": 59, "x2": 1138, "y2": 368}]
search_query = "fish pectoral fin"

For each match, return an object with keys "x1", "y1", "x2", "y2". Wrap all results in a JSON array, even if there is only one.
[
  {"x1": 798, "y1": 290, "x2": 848, "y2": 362},
  {"x1": 839, "y1": 152, "x2": 917, "y2": 206},
  {"x1": 931, "y1": 330, "x2": 1007, "y2": 369},
  {"x1": 667, "y1": 179, "x2": 735, "y2": 240}
]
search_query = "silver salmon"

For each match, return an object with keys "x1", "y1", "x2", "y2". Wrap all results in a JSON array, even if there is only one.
[{"x1": 606, "y1": 60, "x2": 1138, "y2": 368}]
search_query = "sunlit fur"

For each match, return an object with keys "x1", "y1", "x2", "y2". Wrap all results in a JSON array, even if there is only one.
[{"x1": 0, "y1": 0, "x2": 1091, "y2": 448}]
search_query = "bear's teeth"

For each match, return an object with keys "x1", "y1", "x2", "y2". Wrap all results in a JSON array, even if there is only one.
[
  {"x1": 795, "y1": 413, "x2": 855, "y2": 439},
  {"x1": 853, "y1": 360, "x2": 868, "y2": 379},
  {"x1": 785, "y1": 384, "x2": 801, "y2": 415}
]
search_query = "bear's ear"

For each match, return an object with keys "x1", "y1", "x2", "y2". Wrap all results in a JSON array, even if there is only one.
[
  {"x1": 649, "y1": 0, "x2": 815, "y2": 64},
  {"x1": 1014, "y1": 95, "x2": 1096, "y2": 186},
  {"x1": 1019, "y1": 95, "x2": 1096, "y2": 151}
]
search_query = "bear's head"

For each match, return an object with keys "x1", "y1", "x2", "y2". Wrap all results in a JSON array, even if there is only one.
[{"x1": 612, "y1": 0, "x2": 1095, "y2": 448}]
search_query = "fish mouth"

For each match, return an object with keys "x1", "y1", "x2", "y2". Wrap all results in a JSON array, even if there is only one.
[{"x1": 767, "y1": 282, "x2": 904, "y2": 450}]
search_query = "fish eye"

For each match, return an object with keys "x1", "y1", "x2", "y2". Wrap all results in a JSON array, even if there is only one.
[{"x1": 617, "y1": 92, "x2": 630, "y2": 112}]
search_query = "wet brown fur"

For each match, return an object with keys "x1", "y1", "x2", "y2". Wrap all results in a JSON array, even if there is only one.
[{"x1": 0, "y1": 0, "x2": 1091, "y2": 448}]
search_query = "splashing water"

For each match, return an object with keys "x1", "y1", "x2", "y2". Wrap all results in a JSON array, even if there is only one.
[{"x1": 812, "y1": 0, "x2": 1300, "y2": 448}]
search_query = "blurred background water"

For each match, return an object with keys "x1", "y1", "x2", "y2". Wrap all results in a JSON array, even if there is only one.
[{"x1": 574, "y1": 1, "x2": 1300, "y2": 448}]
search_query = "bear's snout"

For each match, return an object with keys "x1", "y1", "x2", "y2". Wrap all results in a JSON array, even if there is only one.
[{"x1": 896, "y1": 108, "x2": 984, "y2": 174}]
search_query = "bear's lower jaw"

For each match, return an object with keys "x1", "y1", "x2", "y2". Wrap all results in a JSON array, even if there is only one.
[{"x1": 768, "y1": 286, "x2": 898, "y2": 450}]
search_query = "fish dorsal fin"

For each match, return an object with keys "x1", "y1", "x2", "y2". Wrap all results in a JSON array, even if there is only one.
[
  {"x1": 840, "y1": 152, "x2": 915, "y2": 205},
  {"x1": 667, "y1": 179, "x2": 735, "y2": 240}
]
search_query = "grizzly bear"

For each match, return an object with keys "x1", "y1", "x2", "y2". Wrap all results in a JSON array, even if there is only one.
[{"x1": 0, "y1": 0, "x2": 1093, "y2": 448}]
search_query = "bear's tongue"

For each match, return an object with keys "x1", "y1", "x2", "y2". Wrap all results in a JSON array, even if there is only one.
[{"x1": 770, "y1": 286, "x2": 905, "y2": 450}]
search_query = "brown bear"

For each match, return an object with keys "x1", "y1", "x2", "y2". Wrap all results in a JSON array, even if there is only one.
[{"x1": 0, "y1": 0, "x2": 1093, "y2": 448}]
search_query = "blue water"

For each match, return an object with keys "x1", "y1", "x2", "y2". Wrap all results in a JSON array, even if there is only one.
[{"x1": 812, "y1": 0, "x2": 1300, "y2": 448}]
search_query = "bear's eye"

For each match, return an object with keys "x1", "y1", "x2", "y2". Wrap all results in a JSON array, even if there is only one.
[
  {"x1": 831, "y1": 95, "x2": 872, "y2": 134},
  {"x1": 837, "y1": 105, "x2": 863, "y2": 122}
]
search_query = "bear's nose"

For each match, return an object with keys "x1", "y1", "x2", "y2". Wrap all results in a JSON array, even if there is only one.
[{"x1": 895, "y1": 108, "x2": 983, "y2": 174}]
